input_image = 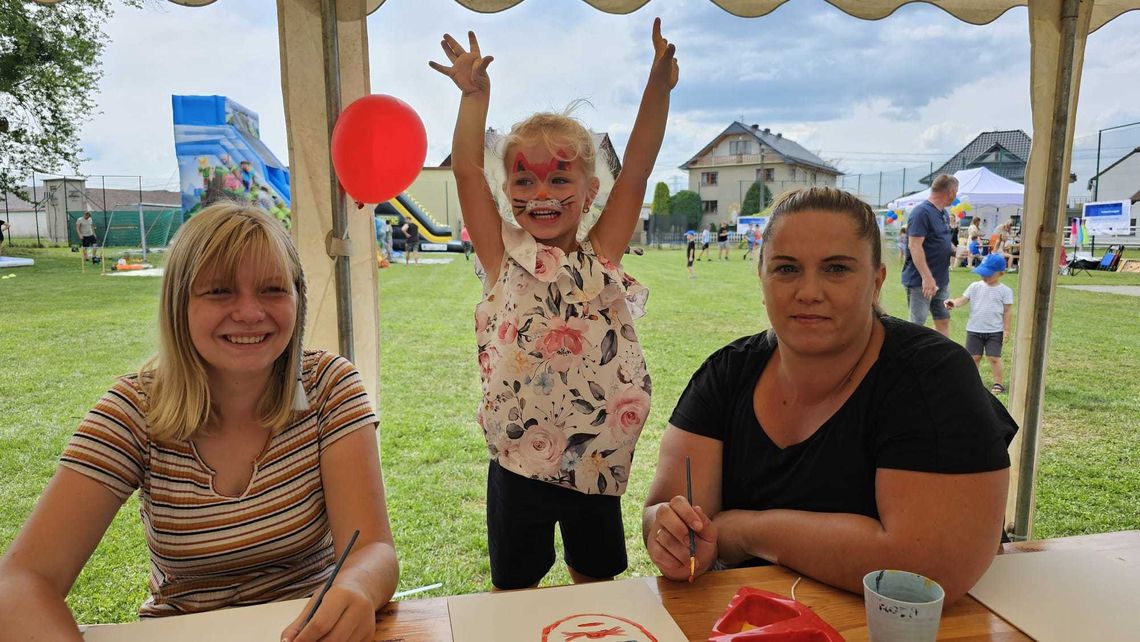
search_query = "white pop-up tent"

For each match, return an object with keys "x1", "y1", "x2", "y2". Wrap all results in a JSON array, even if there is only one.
[{"x1": 888, "y1": 167, "x2": 1025, "y2": 210}]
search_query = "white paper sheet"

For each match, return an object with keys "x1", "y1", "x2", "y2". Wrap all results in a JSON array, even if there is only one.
[
  {"x1": 448, "y1": 580, "x2": 688, "y2": 642},
  {"x1": 81, "y1": 598, "x2": 307, "y2": 641},
  {"x1": 968, "y1": 549, "x2": 1140, "y2": 642}
]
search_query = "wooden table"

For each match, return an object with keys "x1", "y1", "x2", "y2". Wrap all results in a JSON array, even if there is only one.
[{"x1": 370, "y1": 530, "x2": 1140, "y2": 641}]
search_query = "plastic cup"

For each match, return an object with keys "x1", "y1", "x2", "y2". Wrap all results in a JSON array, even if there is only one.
[{"x1": 862, "y1": 570, "x2": 945, "y2": 641}]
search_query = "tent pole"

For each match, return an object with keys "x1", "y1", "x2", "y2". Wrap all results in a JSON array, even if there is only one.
[
  {"x1": 1008, "y1": 0, "x2": 1089, "y2": 540},
  {"x1": 321, "y1": 0, "x2": 354, "y2": 361}
]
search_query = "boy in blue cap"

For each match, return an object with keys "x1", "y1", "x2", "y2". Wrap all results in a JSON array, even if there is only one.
[{"x1": 945, "y1": 253, "x2": 1014, "y2": 394}]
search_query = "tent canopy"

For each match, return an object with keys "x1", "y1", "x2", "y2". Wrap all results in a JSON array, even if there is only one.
[{"x1": 888, "y1": 167, "x2": 1025, "y2": 210}]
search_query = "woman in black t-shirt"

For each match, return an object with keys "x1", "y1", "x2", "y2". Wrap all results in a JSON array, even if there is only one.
[{"x1": 642, "y1": 187, "x2": 1017, "y2": 605}]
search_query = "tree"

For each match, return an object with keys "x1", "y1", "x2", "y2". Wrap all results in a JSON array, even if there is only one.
[
  {"x1": 669, "y1": 189, "x2": 701, "y2": 231},
  {"x1": 0, "y1": 0, "x2": 140, "y2": 198},
  {"x1": 741, "y1": 181, "x2": 773, "y2": 216},
  {"x1": 648, "y1": 181, "x2": 670, "y2": 243}
]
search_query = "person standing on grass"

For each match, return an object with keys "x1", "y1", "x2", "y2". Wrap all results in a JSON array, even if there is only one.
[
  {"x1": 460, "y1": 223, "x2": 472, "y2": 260},
  {"x1": 716, "y1": 222, "x2": 730, "y2": 260},
  {"x1": 76, "y1": 210, "x2": 99, "y2": 263},
  {"x1": 685, "y1": 229, "x2": 697, "y2": 278},
  {"x1": 901, "y1": 174, "x2": 956, "y2": 336},
  {"x1": 698, "y1": 223, "x2": 712, "y2": 261},
  {"x1": 402, "y1": 221, "x2": 420, "y2": 265},
  {"x1": 945, "y1": 254, "x2": 1014, "y2": 395},
  {"x1": 0, "y1": 203, "x2": 398, "y2": 641},
  {"x1": 0, "y1": 218, "x2": 8, "y2": 255},
  {"x1": 431, "y1": 18, "x2": 676, "y2": 590}
]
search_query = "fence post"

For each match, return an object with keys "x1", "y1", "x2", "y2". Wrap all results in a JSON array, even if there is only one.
[
  {"x1": 877, "y1": 172, "x2": 883, "y2": 208},
  {"x1": 31, "y1": 171, "x2": 42, "y2": 247}
]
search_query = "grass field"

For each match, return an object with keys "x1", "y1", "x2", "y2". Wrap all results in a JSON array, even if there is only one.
[{"x1": 1, "y1": 244, "x2": 1137, "y2": 623}]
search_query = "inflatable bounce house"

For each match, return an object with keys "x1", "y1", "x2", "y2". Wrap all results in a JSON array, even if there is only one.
[{"x1": 172, "y1": 95, "x2": 292, "y2": 228}]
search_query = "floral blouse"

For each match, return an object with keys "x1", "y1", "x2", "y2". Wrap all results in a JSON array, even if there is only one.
[{"x1": 474, "y1": 225, "x2": 651, "y2": 496}]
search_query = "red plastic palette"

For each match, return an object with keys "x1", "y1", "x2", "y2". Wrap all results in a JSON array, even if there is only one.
[{"x1": 708, "y1": 587, "x2": 844, "y2": 641}]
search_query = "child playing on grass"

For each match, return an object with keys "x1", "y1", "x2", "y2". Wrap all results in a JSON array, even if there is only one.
[
  {"x1": 430, "y1": 18, "x2": 677, "y2": 590},
  {"x1": 945, "y1": 253, "x2": 1014, "y2": 394}
]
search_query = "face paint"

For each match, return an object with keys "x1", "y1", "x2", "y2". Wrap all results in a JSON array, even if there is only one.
[{"x1": 512, "y1": 152, "x2": 572, "y2": 182}]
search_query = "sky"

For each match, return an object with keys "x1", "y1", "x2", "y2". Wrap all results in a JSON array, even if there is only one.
[{"x1": 71, "y1": 0, "x2": 1140, "y2": 200}]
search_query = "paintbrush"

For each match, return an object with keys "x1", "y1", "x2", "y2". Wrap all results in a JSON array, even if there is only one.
[
  {"x1": 301, "y1": 529, "x2": 360, "y2": 629},
  {"x1": 686, "y1": 456, "x2": 696, "y2": 583}
]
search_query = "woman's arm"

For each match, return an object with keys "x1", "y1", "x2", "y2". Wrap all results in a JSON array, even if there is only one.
[
  {"x1": 714, "y1": 467, "x2": 1008, "y2": 605},
  {"x1": 642, "y1": 425, "x2": 722, "y2": 582},
  {"x1": 590, "y1": 18, "x2": 678, "y2": 264},
  {"x1": 0, "y1": 468, "x2": 125, "y2": 639},
  {"x1": 429, "y1": 32, "x2": 504, "y2": 279},
  {"x1": 283, "y1": 425, "x2": 398, "y2": 642}
]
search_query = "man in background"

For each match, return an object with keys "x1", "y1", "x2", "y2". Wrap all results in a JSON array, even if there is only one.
[
  {"x1": 76, "y1": 211, "x2": 99, "y2": 263},
  {"x1": 901, "y1": 174, "x2": 957, "y2": 336}
]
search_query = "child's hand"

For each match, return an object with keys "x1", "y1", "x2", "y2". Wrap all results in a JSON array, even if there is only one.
[
  {"x1": 428, "y1": 32, "x2": 493, "y2": 97},
  {"x1": 944, "y1": 300, "x2": 955, "y2": 310},
  {"x1": 648, "y1": 18, "x2": 679, "y2": 90}
]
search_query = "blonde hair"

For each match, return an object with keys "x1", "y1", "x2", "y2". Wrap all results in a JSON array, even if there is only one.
[
  {"x1": 144, "y1": 202, "x2": 307, "y2": 442},
  {"x1": 487, "y1": 102, "x2": 616, "y2": 238}
]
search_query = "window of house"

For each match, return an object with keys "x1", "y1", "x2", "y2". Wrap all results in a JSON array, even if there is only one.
[
  {"x1": 729, "y1": 140, "x2": 751, "y2": 155},
  {"x1": 757, "y1": 168, "x2": 774, "y2": 181},
  {"x1": 702, "y1": 200, "x2": 717, "y2": 213},
  {"x1": 811, "y1": 172, "x2": 817, "y2": 184},
  {"x1": 701, "y1": 171, "x2": 718, "y2": 186},
  {"x1": 790, "y1": 168, "x2": 797, "y2": 181}
]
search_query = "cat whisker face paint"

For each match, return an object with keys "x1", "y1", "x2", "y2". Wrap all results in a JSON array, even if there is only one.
[{"x1": 504, "y1": 143, "x2": 596, "y2": 251}]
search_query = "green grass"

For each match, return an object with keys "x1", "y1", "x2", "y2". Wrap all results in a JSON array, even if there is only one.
[{"x1": 1, "y1": 245, "x2": 1138, "y2": 623}]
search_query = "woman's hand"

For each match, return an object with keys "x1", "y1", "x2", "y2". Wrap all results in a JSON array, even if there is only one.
[
  {"x1": 428, "y1": 32, "x2": 493, "y2": 98},
  {"x1": 281, "y1": 583, "x2": 376, "y2": 642},
  {"x1": 648, "y1": 18, "x2": 679, "y2": 91},
  {"x1": 645, "y1": 496, "x2": 718, "y2": 582}
]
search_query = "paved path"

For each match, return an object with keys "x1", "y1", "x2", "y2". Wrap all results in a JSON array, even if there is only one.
[{"x1": 1060, "y1": 285, "x2": 1140, "y2": 298}]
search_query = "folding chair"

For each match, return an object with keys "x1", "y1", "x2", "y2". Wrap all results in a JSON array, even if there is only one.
[
  {"x1": 1067, "y1": 250, "x2": 1098, "y2": 276},
  {"x1": 1098, "y1": 244, "x2": 1125, "y2": 272}
]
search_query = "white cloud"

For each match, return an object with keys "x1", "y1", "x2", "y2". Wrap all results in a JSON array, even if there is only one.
[{"x1": 65, "y1": 0, "x2": 1140, "y2": 199}]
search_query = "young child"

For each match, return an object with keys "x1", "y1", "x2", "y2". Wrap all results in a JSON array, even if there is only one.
[
  {"x1": 685, "y1": 229, "x2": 697, "y2": 278},
  {"x1": 945, "y1": 253, "x2": 1014, "y2": 394},
  {"x1": 896, "y1": 224, "x2": 908, "y2": 264},
  {"x1": 431, "y1": 19, "x2": 677, "y2": 589}
]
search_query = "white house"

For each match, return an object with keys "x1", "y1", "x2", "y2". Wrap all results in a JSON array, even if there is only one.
[{"x1": 680, "y1": 122, "x2": 841, "y2": 225}]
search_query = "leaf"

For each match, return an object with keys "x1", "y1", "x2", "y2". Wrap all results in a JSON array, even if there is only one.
[
  {"x1": 508, "y1": 407, "x2": 520, "y2": 421},
  {"x1": 529, "y1": 351, "x2": 544, "y2": 359},
  {"x1": 588, "y1": 381, "x2": 606, "y2": 401},
  {"x1": 598, "y1": 329, "x2": 617, "y2": 366},
  {"x1": 643, "y1": 374, "x2": 653, "y2": 394},
  {"x1": 566, "y1": 433, "x2": 599, "y2": 448},
  {"x1": 559, "y1": 371, "x2": 569, "y2": 385},
  {"x1": 590, "y1": 409, "x2": 608, "y2": 426},
  {"x1": 506, "y1": 423, "x2": 524, "y2": 439},
  {"x1": 524, "y1": 418, "x2": 538, "y2": 428},
  {"x1": 519, "y1": 397, "x2": 526, "y2": 409},
  {"x1": 600, "y1": 448, "x2": 617, "y2": 458},
  {"x1": 621, "y1": 324, "x2": 638, "y2": 343},
  {"x1": 569, "y1": 388, "x2": 581, "y2": 397},
  {"x1": 518, "y1": 318, "x2": 533, "y2": 333},
  {"x1": 571, "y1": 399, "x2": 595, "y2": 413},
  {"x1": 597, "y1": 473, "x2": 608, "y2": 494},
  {"x1": 610, "y1": 465, "x2": 628, "y2": 483},
  {"x1": 512, "y1": 380, "x2": 521, "y2": 393}
]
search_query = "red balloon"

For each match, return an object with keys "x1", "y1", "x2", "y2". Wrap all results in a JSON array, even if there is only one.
[{"x1": 331, "y1": 94, "x2": 427, "y2": 204}]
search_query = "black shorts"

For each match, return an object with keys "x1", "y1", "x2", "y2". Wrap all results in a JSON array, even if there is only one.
[
  {"x1": 81, "y1": 235, "x2": 98, "y2": 248},
  {"x1": 486, "y1": 460, "x2": 627, "y2": 589},
  {"x1": 966, "y1": 331, "x2": 1004, "y2": 357},
  {"x1": 701, "y1": 242, "x2": 709, "y2": 250}
]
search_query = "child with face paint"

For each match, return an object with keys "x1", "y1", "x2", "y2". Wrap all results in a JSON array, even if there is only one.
[{"x1": 430, "y1": 19, "x2": 678, "y2": 590}]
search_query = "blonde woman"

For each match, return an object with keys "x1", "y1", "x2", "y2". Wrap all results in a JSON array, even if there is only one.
[{"x1": 0, "y1": 203, "x2": 397, "y2": 642}]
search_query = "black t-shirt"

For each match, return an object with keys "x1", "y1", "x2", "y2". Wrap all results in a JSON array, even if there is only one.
[
  {"x1": 405, "y1": 225, "x2": 420, "y2": 243},
  {"x1": 669, "y1": 315, "x2": 1017, "y2": 528},
  {"x1": 717, "y1": 229, "x2": 729, "y2": 242}
]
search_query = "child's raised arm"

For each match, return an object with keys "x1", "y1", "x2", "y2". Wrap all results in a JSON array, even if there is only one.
[
  {"x1": 430, "y1": 32, "x2": 505, "y2": 276},
  {"x1": 591, "y1": 17, "x2": 679, "y2": 264}
]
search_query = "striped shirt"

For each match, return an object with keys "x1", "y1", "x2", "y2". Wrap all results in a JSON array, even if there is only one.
[
  {"x1": 962, "y1": 280, "x2": 1014, "y2": 334},
  {"x1": 59, "y1": 350, "x2": 377, "y2": 618}
]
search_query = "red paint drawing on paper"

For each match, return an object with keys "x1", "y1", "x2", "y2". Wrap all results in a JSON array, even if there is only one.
[{"x1": 542, "y1": 613, "x2": 659, "y2": 642}]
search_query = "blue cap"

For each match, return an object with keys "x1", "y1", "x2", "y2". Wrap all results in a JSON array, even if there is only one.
[{"x1": 973, "y1": 253, "x2": 1007, "y2": 277}]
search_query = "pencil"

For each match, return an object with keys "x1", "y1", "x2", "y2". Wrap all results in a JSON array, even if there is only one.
[
  {"x1": 686, "y1": 456, "x2": 696, "y2": 583},
  {"x1": 301, "y1": 529, "x2": 360, "y2": 629}
]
